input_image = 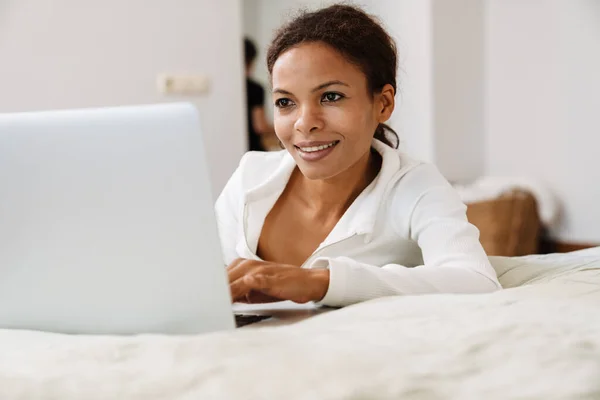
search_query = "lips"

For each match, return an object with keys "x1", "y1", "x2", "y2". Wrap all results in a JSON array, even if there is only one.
[
  {"x1": 294, "y1": 140, "x2": 339, "y2": 153},
  {"x1": 294, "y1": 140, "x2": 340, "y2": 162}
]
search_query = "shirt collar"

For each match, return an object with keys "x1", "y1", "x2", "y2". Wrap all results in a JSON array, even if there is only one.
[{"x1": 243, "y1": 139, "x2": 402, "y2": 246}]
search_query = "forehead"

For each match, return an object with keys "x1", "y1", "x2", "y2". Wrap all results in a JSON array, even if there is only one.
[{"x1": 272, "y1": 42, "x2": 366, "y2": 90}]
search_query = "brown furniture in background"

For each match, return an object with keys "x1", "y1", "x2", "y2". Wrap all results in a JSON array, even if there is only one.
[{"x1": 466, "y1": 189, "x2": 542, "y2": 257}]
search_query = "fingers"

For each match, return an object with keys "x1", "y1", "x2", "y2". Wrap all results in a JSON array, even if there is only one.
[
  {"x1": 246, "y1": 269, "x2": 321, "y2": 304},
  {"x1": 227, "y1": 258, "x2": 268, "y2": 302},
  {"x1": 226, "y1": 258, "x2": 246, "y2": 272},
  {"x1": 244, "y1": 274, "x2": 286, "y2": 300},
  {"x1": 226, "y1": 260, "x2": 316, "y2": 304},
  {"x1": 229, "y1": 275, "x2": 250, "y2": 302},
  {"x1": 245, "y1": 291, "x2": 281, "y2": 303},
  {"x1": 229, "y1": 270, "x2": 272, "y2": 303},
  {"x1": 234, "y1": 290, "x2": 281, "y2": 304},
  {"x1": 226, "y1": 258, "x2": 261, "y2": 284}
]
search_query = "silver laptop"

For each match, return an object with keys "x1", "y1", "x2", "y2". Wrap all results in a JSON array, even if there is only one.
[{"x1": 0, "y1": 103, "x2": 249, "y2": 334}]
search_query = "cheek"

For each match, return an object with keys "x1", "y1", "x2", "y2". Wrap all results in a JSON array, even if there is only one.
[
  {"x1": 273, "y1": 113, "x2": 294, "y2": 143},
  {"x1": 331, "y1": 105, "x2": 375, "y2": 142}
]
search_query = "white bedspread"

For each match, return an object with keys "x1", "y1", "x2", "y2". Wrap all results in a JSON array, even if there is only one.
[{"x1": 1, "y1": 248, "x2": 600, "y2": 400}]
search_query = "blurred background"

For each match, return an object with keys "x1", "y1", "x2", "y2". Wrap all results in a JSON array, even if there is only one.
[{"x1": 1, "y1": 0, "x2": 598, "y2": 253}]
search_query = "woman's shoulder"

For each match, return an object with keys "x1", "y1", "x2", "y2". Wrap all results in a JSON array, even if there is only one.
[
  {"x1": 379, "y1": 150, "x2": 464, "y2": 236},
  {"x1": 397, "y1": 156, "x2": 450, "y2": 190},
  {"x1": 383, "y1": 149, "x2": 456, "y2": 209},
  {"x1": 376, "y1": 143, "x2": 450, "y2": 194}
]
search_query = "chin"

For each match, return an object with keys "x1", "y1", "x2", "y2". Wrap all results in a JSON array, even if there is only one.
[{"x1": 295, "y1": 163, "x2": 340, "y2": 181}]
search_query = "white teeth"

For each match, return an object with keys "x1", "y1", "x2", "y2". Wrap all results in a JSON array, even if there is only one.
[{"x1": 298, "y1": 141, "x2": 337, "y2": 153}]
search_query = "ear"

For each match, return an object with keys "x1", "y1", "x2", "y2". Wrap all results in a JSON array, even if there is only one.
[{"x1": 376, "y1": 84, "x2": 395, "y2": 123}]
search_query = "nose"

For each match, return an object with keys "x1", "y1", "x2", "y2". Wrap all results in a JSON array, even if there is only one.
[{"x1": 293, "y1": 104, "x2": 324, "y2": 134}]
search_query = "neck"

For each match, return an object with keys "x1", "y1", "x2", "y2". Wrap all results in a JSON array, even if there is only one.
[{"x1": 294, "y1": 148, "x2": 381, "y2": 219}]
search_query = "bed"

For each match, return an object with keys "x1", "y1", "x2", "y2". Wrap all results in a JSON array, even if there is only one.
[{"x1": 1, "y1": 247, "x2": 599, "y2": 400}]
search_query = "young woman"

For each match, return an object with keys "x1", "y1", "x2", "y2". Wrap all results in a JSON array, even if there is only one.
[{"x1": 217, "y1": 4, "x2": 501, "y2": 307}]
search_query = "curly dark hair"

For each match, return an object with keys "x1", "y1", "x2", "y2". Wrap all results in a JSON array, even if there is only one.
[{"x1": 266, "y1": 4, "x2": 399, "y2": 148}]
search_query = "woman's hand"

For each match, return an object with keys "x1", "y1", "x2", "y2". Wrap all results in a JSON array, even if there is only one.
[{"x1": 227, "y1": 258, "x2": 330, "y2": 304}]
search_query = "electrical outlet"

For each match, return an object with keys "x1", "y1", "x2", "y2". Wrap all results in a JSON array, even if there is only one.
[{"x1": 157, "y1": 73, "x2": 210, "y2": 95}]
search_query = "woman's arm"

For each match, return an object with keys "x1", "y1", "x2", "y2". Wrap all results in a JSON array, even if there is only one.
[{"x1": 312, "y1": 173, "x2": 501, "y2": 307}]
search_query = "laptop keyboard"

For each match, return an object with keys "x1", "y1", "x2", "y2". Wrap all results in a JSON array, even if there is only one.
[{"x1": 234, "y1": 313, "x2": 271, "y2": 327}]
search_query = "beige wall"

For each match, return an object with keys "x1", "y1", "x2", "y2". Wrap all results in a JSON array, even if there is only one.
[
  {"x1": 0, "y1": 0, "x2": 246, "y2": 197},
  {"x1": 485, "y1": 0, "x2": 600, "y2": 242},
  {"x1": 433, "y1": 0, "x2": 485, "y2": 183}
]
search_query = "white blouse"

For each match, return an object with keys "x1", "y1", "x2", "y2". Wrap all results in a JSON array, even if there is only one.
[{"x1": 215, "y1": 139, "x2": 501, "y2": 307}]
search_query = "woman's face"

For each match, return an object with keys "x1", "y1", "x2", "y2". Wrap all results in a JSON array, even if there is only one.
[{"x1": 271, "y1": 42, "x2": 394, "y2": 181}]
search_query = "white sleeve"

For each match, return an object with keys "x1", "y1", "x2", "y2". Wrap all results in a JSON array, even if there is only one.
[
  {"x1": 313, "y1": 174, "x2": 502, "y2": 307},
  {"x1": 214, "y1": 155, "x2": 247, "y2": 265}
]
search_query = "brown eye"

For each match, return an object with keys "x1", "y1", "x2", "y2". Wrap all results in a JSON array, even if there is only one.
[
  {"x1": 322, "y1": 92, "x2": 343, "y2": 103},
  {"x1": 275, "y1": 98, "x2": 293, "y2": 108}
]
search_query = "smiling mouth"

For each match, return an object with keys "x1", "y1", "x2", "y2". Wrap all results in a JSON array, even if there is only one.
[{"x1": 294, "y1": 140, "x2": 340, "y2": 153}]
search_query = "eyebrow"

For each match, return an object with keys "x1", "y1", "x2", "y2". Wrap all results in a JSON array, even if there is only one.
[{"x1": 272, "y1": 80, "x2": 350, "y2": 95}]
